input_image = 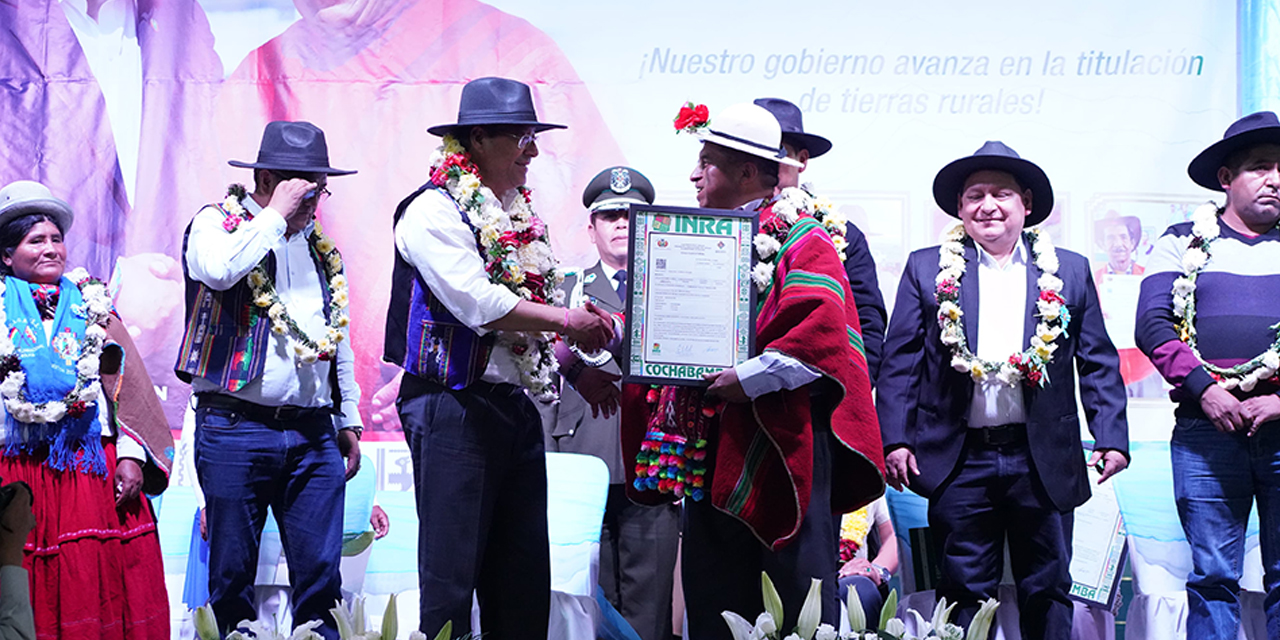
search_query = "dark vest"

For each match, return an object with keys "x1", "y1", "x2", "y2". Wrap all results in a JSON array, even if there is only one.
[
  {"x1": 383, "y1": 183, "x2": 495, "y2": 389},
  {"x1": 175, "y1": 202, "x2": 341, "y2": 408}
]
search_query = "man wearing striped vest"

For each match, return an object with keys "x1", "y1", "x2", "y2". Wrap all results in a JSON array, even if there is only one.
[
  {"x1": 383, "y1": 77, "x2": 613, "y2": 640},
  {"x1": 176, "y1": 121, "x2": 363, "y2": 640}
]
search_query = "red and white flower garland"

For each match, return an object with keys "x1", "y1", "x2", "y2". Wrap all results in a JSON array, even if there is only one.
[
  {"x1": 935, "y1": 225, "x2": 1069, "y2": 387},
  {"x1": 428, "y1": 136, "x2": 565, "y2": 397},
  {"x1": 220, "y1": 185, "x2": 350, "y2": 364},
  {"x1": 0, "y1": 268, "x2": 111, "y2": 424},
  {"x1": 749, "y1": 186, "x2": 849, "y2": 292}
]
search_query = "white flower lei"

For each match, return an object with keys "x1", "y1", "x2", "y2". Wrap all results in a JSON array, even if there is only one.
[
  {"x1": 428, "y1": 136, "x2": 565, "y2": 398},
  {"x1": 935, "y1": 225, "x2": 1068, "y2": 387},
  {"x1": 750, "y1": 186, "x2": 850, "y2": 292},
  {"x1": 0, "y1": 268, "x2": 110, "y2": 424},
  {"x1": 221, "y1": 189, "x2": 350, "y2": 365},
  {"x1": 1172, "y1": 202, "x2": 1280, "y2": 392}
]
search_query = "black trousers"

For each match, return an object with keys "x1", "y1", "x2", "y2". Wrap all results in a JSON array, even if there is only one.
[
  {"x1": 928, "y1": 434, "x2": 1074, "y2": 640},
  {"x1": 397, "y1": 374, "x2": 550, "y2": 640},
  {"x1": 682, "y1": 413, "x2": 837, "y2": 640},
  {"x1": 599, "y1": 485, "x2": 681, "y2": 640}
]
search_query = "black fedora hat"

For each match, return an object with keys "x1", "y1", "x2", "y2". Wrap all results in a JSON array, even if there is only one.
[
  {"x1": 932, "y1": 141, "x2": 1054, "y2": 227},
  {"x1": 753, "y1": 97, "x2": 832, "y2": 158},
  {"x1": 228, "y1": 121, "x2": 356, "y2": 176},
  {"x1": 428, "y1": 77, "x2": 567, "y2": 137},
  {"x1": 1188, "y1": 111, "x2": 1280, "y2": 191}
]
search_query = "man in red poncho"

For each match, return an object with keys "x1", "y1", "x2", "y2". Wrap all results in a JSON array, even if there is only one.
[{"x1": 622, "y1": 102, "x2": 884, "y2": 640}]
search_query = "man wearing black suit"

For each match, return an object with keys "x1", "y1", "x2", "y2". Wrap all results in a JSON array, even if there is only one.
[
  {"x1": 877, "y1": 142, "x2": 1129, "y2": 638},
  {"x1": 550, "y1": 166, "x2": 680, "y2": 640}
]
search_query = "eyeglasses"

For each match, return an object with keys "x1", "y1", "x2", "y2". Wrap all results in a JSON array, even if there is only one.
[
  {"x1": 503, "y1": 131, "x2": 538, "y2": 150},
  {"x1": 303, "y1": 186, "x2": 332, "y2": 201}
]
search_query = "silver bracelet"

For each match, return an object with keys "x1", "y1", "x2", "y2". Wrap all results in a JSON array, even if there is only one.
[{"x1": 568, "y1": 342, "x2": 613, "y2": 368}]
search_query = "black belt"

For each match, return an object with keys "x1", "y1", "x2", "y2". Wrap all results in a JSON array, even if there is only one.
[
  {"x1": 401, "y1": 373, "x2": 522, "y2": 398},
  {"x1": 966, "y1": 423, "x2": 1027, "y2": 447},
  {"x1": 196, "y1": 394, "x2": 331, "y2": 422}
]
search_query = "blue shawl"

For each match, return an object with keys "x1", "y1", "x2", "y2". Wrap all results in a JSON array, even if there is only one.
[{"x1": 2, "y1": 276, "x2": 105, "y2": 476}]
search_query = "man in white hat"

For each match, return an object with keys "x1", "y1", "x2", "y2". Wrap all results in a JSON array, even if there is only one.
[{"x1": 624, "y1": 102, "x2": 884, "y2": 640}]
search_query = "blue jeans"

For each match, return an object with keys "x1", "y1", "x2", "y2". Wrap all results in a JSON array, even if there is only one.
[
  {"x1": 194, "y1": 406, "x2": 346, "y2": 640},
  {"x1": 1172, "y1": 414, "x2": 1280, "y2": 639}
]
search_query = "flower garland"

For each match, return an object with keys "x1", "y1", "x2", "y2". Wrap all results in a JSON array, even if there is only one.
[
  {"x1": 749, "y1": 186, "x2": 849, "y2": 292},
  {"x1": 0, "y1": 268, "x2": 110, "y2": 424},
  {"x1": 428, "y1": 135, "x2": 565, "y2": 397},
  {"x1": 1173, "y1": 203, "x2": 1280, "y2": 391},
  {"x1": 219, "y1": 184, "x2": 350, "y2": 364},
  {"x1": 936, "y1": 225, "x2": 1069, "y2": 387},
  {"x1": 838, "y1": 507, "x2": 871, "y2": 563}
]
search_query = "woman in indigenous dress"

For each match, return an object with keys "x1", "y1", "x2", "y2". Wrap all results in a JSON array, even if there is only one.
[{"x1": 0, "y1": 181, "x2": 174, "y2": 639}]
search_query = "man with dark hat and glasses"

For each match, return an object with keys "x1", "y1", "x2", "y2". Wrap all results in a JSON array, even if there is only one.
[
  {"x1": 1137, "y1": 111, "x2": 1280, "y2": 637},
  {"x1": 384, "y1": 77, "x2": 613, "y2": 639},
  {"x1": 177, "y1": 121, "x2": 363, "y2": 639},
  {"x1": 878, "y1": 142, "x2": 1128, "y2": 638}
]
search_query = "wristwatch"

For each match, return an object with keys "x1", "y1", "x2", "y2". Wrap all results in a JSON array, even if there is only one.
[
  {"x1": 341, "y1": 425, "x2": 364, "y2": 440},
  {"x1": 872, "y1": 563, "x2": 891, "y2": 583}
]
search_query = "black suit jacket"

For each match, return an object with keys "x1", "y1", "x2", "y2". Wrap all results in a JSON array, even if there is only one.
[
  {"x1": 844, "y1": 222, "x2": 887, "y2": 385},
  {"x1": 876, "y1": 236, "x2": 1128, "y2": 511}
]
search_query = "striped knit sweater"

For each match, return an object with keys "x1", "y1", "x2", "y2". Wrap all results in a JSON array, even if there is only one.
[{"x1": 1136, "y1": 217, "x2": 1280, "y2": 408}]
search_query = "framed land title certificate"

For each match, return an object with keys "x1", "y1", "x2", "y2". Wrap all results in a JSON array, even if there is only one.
[{"x1": 622, "y1": 204, "x2": 758, "y2": 386}]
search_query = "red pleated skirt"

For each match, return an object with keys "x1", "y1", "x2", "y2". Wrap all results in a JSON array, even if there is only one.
[{"x1": 0, "y1": 439, "x2": 169, "y2": 640}]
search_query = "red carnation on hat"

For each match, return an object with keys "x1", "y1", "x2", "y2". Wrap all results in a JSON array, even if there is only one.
[{"x1": 673, "y1": 102, "x2": 710, "y2": 134}]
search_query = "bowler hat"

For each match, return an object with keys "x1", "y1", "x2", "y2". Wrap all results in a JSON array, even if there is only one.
[
  {"x1": 428, "y1": 77, "x2": 567, "y2": 137},
  {"x1": 583, "y1": 166, "x2": 655, "y2": 213},
  {"x1": 753, "y1": 98, "x2": 832, "y2": 158},
  {"x1": 696, "y1": 103, "x2": 802, "y2": 168},
  {"x1": 0, "y1": 181, "x2": 74, "y2": 233},
  {"x1": 1187, "y1": 111, "x2": 1280, "y2": 191},
  {"x1": 228, "y1": 121, "x2": 356, "y2": 176},
  {"x1": 932, "y1": 141, "x2": 1054, "y2": 226}
]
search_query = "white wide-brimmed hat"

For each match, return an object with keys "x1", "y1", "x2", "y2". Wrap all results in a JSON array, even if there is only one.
[
  {"x1": 0, "y1": 181, "x2": 75, "y2": 233},
  {"x1": 696, "y1": 103, "x2": 803, "y2": 168}
]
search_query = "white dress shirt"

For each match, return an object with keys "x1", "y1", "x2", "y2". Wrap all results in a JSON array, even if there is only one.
[
  {"x1": 184, "y1": 195, "x2": 362, "y2": 428},
  {"x1": 394, "y1": 189, "x2": 523, "y2": 385},
  {"x1": 967, "y1": 239, "x2": 1029, "y2": 428}
]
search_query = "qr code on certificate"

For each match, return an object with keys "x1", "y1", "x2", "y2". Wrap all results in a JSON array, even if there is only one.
[{"x1": 656, "y1": 258, "x2": 666, "y2": 269}]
